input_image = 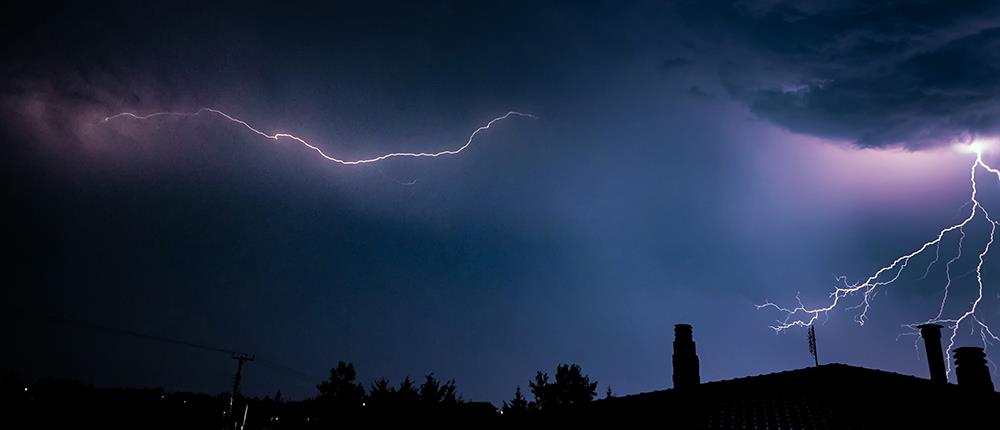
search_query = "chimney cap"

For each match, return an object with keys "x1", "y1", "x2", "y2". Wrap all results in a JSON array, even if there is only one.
[
  {"x1": 952, "y1": 346, "x2": 993, "y2": 392},
  {"x1": 953, "y1": 346, "x2": 986, "y2": 355}
]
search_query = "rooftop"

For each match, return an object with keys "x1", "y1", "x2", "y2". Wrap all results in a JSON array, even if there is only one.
[{"x1": 591, "y1": 363, "x2": 999, "y2": 429}]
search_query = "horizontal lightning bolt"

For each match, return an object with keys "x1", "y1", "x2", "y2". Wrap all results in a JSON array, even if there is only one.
[
  {"x1": 103, "y1": 107, "x2": 536, "y2": 165},
  {"x1": 758, "y1": 144, "x2": 1000, "y2": 381}
]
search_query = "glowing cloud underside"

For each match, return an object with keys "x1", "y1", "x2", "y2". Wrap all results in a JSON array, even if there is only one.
[
  {"x1": 104, "y1": 108, "x2": 536, "y2": 165},
  {"x1": 758, "y1": 144, "x2": 1000, "y2": 380}
]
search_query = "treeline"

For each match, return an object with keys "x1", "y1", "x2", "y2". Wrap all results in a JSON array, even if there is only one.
[
  {"x1": 305, "y1": 361, "x2": 605, "y2": 419},
  {"x1": 502, "y1": 363, "x2": 604, "y2": 417},
  {"x1": 307, "y1": 361, "x2": 462, "y2": 416},
  {"x1": 1, "y1": 361, "x2": 606, "y2": 428}
]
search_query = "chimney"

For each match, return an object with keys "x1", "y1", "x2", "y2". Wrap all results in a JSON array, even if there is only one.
[
  {"x1": 917, "y1": 324, "x2": 947, "y2": 383},
  {"x1": 673, "y1": 324, "x2": 700, "y2": 390},
  {"x1": 953, "y1": 347, "x2": 995, "y2": 393}
]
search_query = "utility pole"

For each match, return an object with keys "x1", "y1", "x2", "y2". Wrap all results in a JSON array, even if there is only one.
[{"x1": 228, "y1": 353, "x2": 255, "y2": 430}]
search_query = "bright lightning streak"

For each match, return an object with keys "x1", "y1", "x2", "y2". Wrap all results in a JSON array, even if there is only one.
[
  {"x1": 757, "y1": 142, "x2": 1000, "y2": 380},
  {"x1": 103, "y1": 107, "x2": 536, "y2": 165}
]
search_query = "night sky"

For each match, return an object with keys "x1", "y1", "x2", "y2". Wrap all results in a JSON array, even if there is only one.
[{"x1": 4, "y1": 1, "x2": 1000, "y2": 405}]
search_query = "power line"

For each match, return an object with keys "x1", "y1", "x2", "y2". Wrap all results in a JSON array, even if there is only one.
[
  {"x1": 0, "y1": 304, "x2": 319, "y2": 386},
  {"x1": 1, "y1": 304, "x2": 241, "y2": 355}
]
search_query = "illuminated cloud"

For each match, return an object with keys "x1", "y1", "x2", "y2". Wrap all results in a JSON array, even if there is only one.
[{"x1": 676, "y1": 0, "x2": 1000, "y2": 149}]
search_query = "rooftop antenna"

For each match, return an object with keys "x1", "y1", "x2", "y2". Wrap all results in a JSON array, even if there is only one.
[{"x1": 808, "y1": 325, "x2": 819, "y2": 367}]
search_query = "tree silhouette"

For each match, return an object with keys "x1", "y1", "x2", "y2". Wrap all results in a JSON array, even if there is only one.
[
  {"x1": 529, "y1": 364, "x2": 598, "y2": 411},
  {"x1": 419, "y1": 373, "x2": 443, "y2": 404},
  {"x1": 396, "y1": 376, "x2": 419, "y2": 407},
  {"x1": 367, "y1": 377, "x2": 394, "y2": 408},
  {"x1": 502, "y1": 385, "x2": 532, "y2": 416},
  {"x1": 316, "y1": 361, "x2": 365, "y2": 411},
  {"x1": 419, "y1": 373, "x2": 459, "y2": 405}
]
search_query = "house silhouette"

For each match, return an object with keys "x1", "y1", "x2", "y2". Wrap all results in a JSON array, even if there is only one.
[{"x1": 587, "y1": 324, "x2": 999, "y2": 429}]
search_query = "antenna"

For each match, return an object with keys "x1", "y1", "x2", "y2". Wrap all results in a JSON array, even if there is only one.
[{"x1": 808, "y1": 325, "x2": 819, "y2": 367}]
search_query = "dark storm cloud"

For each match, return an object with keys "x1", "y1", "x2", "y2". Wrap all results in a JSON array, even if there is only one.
[
  {"x1": 1, "y1": 1, "x2": 659, "y2": 153},
  {"x1": 676, "y1": 0, "x2": 1000, "y2": 149}
]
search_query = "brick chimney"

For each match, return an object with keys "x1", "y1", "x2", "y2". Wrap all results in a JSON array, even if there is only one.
[
  {"x1": 673, "y1": 324, "x2": 700, "y2": 390},
  {"x1": 917, "y1": 324, "x2": 947, "y2": 383},
  {"x1": 953, "y1": 347, "x2": 995, "y2": 393}
]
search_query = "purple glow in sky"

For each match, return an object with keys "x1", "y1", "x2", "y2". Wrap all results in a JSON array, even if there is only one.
[{"x1": 759, "y1": 141, "x2": 1000, "y2": 381}]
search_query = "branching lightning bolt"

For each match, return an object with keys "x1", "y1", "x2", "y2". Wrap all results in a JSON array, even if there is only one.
[
  {"x1": 103, "y1": 107, "x2": 536, "y2": 165},
  {"x1": 757, "y1": 143, "x2": 1000, "y2": 380}
]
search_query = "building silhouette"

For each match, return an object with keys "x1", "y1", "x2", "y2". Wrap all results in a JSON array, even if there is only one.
[{"x1": 590, "y1": 323, "x2": 1000, "y2": 428}]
